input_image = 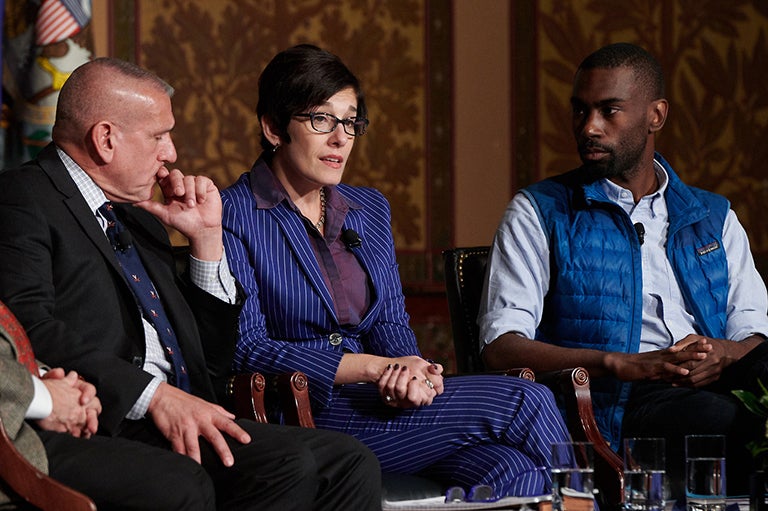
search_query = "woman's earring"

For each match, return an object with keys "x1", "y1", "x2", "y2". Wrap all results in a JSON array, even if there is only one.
[{"x1": 272, "y1": 142, "x2": 280, "y2": 153}]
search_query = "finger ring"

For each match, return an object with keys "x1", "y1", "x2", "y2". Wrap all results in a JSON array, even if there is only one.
[
  {"x1": 424, "y1": 378, "x2": 434, "y2": 390},
  {"x1": 384, "y1": 395, "x2": 394, "y2": 403}
]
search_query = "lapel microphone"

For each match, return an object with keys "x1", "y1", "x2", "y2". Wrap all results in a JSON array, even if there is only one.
[
  {"x1": 116, "y1": 230, "x2": 133, "y2": 251},
  {"x1": 341, "y1": 228, "x2": 362, "y2": 249},
  {"x1": 634, "y1": 222, "x2": 645, "y2": 245}
]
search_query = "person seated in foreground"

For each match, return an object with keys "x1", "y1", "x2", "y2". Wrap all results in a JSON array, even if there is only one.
[
  {"x1": 478, "y1": 42, "x2": 768, "y2": 498},
  {"x1": 220, "y1": 43, "x2": 571, "y2": 499}
]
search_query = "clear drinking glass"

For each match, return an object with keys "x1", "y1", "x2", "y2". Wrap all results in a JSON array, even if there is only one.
[
  {"x1": 685, "y1": 435, "x2": 726, "y2": 511},
  {"x1": 551, "y1": 442, "x2": 595, "y2": 511},
  {"x1": 623, "y1": 437, "x2": 666, "y2": 511}
]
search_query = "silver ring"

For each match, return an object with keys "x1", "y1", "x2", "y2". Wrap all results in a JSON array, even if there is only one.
[
  {"x1": 384, "y1": 395, "x2": 394, "y2": 403},
  {"x1": 424, "y1": 378, "x2": 434, "y2": 390}
]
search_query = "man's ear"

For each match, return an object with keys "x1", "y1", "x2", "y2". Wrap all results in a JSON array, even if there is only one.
[
  {"x1": 260, "y1": 116, "x2": 282, "y2": 147},
  {"x1": 649, "y1": 99, "x2": 668, "y2": 133},
  {"x1": 90, "y1": 121, "x2": 116, "y2": 163}
]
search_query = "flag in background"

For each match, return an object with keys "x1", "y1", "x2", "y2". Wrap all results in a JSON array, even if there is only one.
[
  {"x1": 2, "y1": 0, "x2": 92, "y2": 167},
  {"x1": 35, "y1": 0, "x2": 90, "y2": 46}
]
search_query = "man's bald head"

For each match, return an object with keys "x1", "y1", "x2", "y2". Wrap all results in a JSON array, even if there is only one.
[{"x1": 53, "y1": 57, "x2": 174, "y2": 145}]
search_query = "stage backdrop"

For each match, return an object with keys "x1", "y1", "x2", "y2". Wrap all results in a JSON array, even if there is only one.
[
  {"x1": 107, "y1": 0, "x2": 768, "y2": 371},
  {"x1": 115, "y1": 0, "x2": 451, "y2": 281},
  {"x1": 112, "y1": 0, "x2": 457, "y2": 367},
  {"x1": 527, "y1": 0, "x2": 768, "y2": 276}
]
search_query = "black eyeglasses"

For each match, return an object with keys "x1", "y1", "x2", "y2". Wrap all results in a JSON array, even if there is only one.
[{"x1": 294, "y1": 112, "x2": 369, "y2": 137}]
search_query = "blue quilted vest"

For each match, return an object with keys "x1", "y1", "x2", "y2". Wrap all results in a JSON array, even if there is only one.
[{"x1": 522, "y1": 153, "x2": 730, "y2": 450}]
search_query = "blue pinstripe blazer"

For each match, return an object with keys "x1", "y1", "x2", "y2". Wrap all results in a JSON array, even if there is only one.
[{"x1": 222, "y1": 160, "x2": 421, "y2": 410}]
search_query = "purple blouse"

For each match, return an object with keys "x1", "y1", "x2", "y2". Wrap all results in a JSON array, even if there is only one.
[{"x1": 249, "y1": 166, "x2": 371, "y2": 325}]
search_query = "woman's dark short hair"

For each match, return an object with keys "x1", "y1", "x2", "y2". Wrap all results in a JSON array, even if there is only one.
[{"x1": 257, "y1": 44, "x2": 367, "y2": 152}]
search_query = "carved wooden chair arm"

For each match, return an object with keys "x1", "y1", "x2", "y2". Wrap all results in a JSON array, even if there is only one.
[
  {"x1": 227, "y1": 371, "x2": 316, "y2": 429},
  {"x1": 498, "y1": 367, "x2": 536, "y2": 381},
  {"x1": 276, "y1": 371, "x2": 316, "y2": 428},
  {"x1": 226, "y1": 373, "x2": 268, "y2": 423},
  {"x1": 0, "y1": 416, "x2": 97, "y2": 511},
  {"x1": 536, "y1": 367, "x2": 624, "y2": 508}
]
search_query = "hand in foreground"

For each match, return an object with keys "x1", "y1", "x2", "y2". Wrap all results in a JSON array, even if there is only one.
[
  {"x1": 377, "y1": 356, "x2": 444, "y2": 408},
  {"x1": 148, "y1": 382, "x2": 251, "y2": 466},
  {"x1": 135, "y1": 167, "x2": 223, "y2": 261},
  {"x1": 38, "y1": 369, "x2": 101, "y2": 437}
]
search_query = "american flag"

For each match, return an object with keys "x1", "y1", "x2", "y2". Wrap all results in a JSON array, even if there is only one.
[{"x1": 35, "y1": 0, "x2": 90, "y2": 46}]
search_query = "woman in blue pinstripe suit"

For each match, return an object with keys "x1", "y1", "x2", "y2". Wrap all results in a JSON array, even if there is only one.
[{"x1": 221, "y1": 44, "x2": 570, "y2": 498}]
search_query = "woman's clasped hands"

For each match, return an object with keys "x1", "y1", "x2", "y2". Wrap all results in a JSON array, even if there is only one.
[{"x1": 377, "y1": 356, "x2": 444, "y2": 408}]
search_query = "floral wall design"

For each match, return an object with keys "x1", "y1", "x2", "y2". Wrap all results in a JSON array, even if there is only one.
[
  {"x1": 125, "y1": 0, "x2": 451, "y2": 262},
  {"x1": 534, "y1": 0, "x2": 768, "y2": 275},
  {"x1": 109, "y1": 0, "x2": 768, "y2": 371},
  {"x1": 115, "y1": 0, "x2": 454, "y2": 366}
]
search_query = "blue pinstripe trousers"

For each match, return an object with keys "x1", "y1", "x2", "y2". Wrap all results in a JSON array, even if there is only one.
[{"x1": 313, "y1": 374, "x2": 570, "y2": 497}]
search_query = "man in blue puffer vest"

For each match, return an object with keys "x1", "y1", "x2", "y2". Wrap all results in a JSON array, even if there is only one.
[{"x1": 479, "y1": 42, "x2": 768, "y2": 498}]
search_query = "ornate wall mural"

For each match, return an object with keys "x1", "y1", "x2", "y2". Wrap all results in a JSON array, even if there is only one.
[
  {"x1": 112, "y1": 0, "x2": 452, "y2": 367},
  {"x1": 106, "y1": 0, "x2": 768, "y2": 370},
  {"x1": 128, "y1": 0, "x2": 439, "y2": 252},
  {"x1": 534, "y1": 0, "x2": 768, "y2": 274}
]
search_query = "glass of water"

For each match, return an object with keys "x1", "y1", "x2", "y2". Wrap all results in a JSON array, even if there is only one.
[
  {"x1": 685, "y1": 435, "x2": 726, "y2": 511},
  {"x1": 551, "y1": 442, "x2": 595, "y2": 511},
  {"x1": 623, "y1": 437, "x2": 666, "y2": 511}
]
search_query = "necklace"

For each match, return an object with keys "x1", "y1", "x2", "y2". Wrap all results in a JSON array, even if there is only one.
[{"x1": 315, "y1": 188, "x2": 326, "y2": 231}]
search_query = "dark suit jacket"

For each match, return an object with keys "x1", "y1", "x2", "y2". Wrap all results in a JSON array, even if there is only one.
[{"x1": 0, "y1": 143, "x2": 243, "y2": 434}]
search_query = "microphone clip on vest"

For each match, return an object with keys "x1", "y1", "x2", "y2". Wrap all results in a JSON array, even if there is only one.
[{"x1": 634, "y1": 222, "x2": 645, "y2": 245}]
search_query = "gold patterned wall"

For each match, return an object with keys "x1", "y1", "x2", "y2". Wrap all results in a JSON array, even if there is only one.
[
  {"x1": 113, "y1": 0, "x2": 452, "y2": 288},
  {"x1": 106, "y1": 1, "x2": 768, "y2": 371},
  {"x1": 531, "y1": 0, "x2": 768, "y2": 275}
]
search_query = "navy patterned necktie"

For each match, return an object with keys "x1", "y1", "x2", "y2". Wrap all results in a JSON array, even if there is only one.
[{"x1": 98, "y1": 202, "x2": 191, "y2": 392}]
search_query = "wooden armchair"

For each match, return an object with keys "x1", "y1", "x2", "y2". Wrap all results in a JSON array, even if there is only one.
[{"x1": 442, "y1": 246, "x2": 624, "y2": 508}]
